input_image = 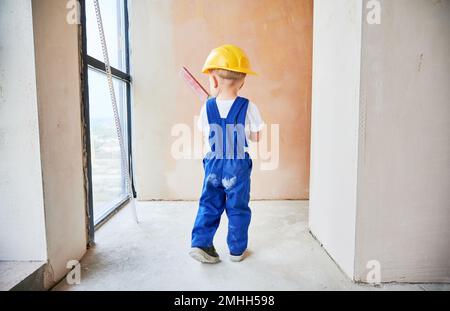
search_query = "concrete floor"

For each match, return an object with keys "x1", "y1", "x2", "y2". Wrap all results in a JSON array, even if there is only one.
[
  {"x1": 0, "y1": 261, "x2": 46, "y2": 291},
  {"x1": 53, "y1": 201, "x2": 450, "y2": 291}
]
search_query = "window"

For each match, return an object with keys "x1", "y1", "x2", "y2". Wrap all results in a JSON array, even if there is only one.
[{"x1": 81, "y1": 0, "x2": 132, "y2": 235}]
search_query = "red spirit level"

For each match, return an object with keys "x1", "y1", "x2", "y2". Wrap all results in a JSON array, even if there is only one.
[{"x1": 180, "y1": 66, "x2": 210, "y2": 103}]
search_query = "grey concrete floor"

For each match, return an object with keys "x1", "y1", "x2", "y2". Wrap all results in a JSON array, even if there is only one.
[
  {"x1": 0, "y1": 261, "x2": 46, "y2": 290},
  {"x1": 53, "y1": 201, "x2": 450, "y2": 291}
]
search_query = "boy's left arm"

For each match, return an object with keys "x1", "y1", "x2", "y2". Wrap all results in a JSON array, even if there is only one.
[{"x1": 197, "y1": 104, "x2": 208, "y2": 133}]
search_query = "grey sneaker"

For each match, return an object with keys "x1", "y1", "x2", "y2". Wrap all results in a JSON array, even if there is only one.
[
  {"x1": 229, "y1": 251, "x2": 247, "y2": 262},
  {"x1": 189, "y1": 246, "x2": 220, "y2": 264}
]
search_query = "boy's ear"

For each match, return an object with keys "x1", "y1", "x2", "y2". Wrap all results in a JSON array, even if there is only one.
[
  {"x1": 213, "y1": 75, "x2": 219, "y2": 89},
  {"x1": 239, "y1": 79, "x2": 245, "y2": 90}
]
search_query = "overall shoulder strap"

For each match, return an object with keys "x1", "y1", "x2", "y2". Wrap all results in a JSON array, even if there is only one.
[
  {"x1": 227, "y1": 97, "x2": 249, "y2": 125},
  {"x1": 224, "y1": 97, "x2": 249, "y2": 159},
  {"x1": 205, "y1": 97, "x2": 220, "y2": 125}
]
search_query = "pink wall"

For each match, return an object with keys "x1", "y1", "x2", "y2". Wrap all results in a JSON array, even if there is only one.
[{"x1": 131, "y1": 0, "x2": 313, "y2": 199}]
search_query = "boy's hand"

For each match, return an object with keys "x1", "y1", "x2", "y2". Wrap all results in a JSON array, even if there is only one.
[{"x1": 249, "y1": 131, "x2": 260, "y2": 143}]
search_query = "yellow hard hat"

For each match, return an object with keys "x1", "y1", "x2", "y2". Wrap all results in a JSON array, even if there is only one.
[{"x1": 202, "y1": 44, "x2": 256, "y2": 75}]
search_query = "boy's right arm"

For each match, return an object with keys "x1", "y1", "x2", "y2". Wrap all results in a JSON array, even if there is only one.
[
  {"x1": 249, "y1": 131, "x2": 260, "y2": 142},
  {"x1": 248, "y1": 102, "x2": 264, "y2": 142}
]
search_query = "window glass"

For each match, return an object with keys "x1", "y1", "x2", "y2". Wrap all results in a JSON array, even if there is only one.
[
  {"x1": 86, "y1": 0, "x2": 127, "y2": 71},
  {"x1": 88, "y1": 68, "x2": 128, "y2": 222}
]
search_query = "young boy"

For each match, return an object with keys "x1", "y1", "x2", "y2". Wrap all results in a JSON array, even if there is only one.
[{"x1": 190, "y1": 44, "x2": 264, "y2": 263}]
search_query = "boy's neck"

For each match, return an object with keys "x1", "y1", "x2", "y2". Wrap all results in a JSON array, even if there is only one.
[{"x1": 216, "y1": 90, "x2": 239, "y2": 100}]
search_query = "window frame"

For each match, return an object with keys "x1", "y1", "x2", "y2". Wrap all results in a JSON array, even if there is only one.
[{"x1": 80, "y1": 0, "x2": 134, "y2": 244}]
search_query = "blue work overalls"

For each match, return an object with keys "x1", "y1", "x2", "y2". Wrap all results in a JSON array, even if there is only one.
[{"x1": 191, "y1": 96, "x2": 253, "y2": 256}]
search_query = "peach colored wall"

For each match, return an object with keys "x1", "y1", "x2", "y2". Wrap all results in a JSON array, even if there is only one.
[{"x1": 131, "y1": 0, "x2": 312, "y2": 200}]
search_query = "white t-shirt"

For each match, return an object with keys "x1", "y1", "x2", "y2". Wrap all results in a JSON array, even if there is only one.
[
  {"x1": 197, "y1": 98, "x2": 265, "y2": 153},
  {"x1": 197, "y1": 98, "x2": 265, "y2": 133}
]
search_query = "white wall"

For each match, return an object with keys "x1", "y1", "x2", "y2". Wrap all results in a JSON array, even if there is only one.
[
  {"x1": 355, "y1": 0, "x2": 450, "y2": 282},
  {"x1": 31, "y1": 0, "x2": 88, "y2": 287},
  {"x1": 0, "y1": 0, "x2": 87, "y2": 287},
  {"x1": 0, "y1": 0, "x2": 48, "y2": 261},
  {"x1": 309, "y1": 0, "x2": 363, "y2": 278},
  {"x1": 311, "y1": 0, "x2": 450, "y2": 283}
]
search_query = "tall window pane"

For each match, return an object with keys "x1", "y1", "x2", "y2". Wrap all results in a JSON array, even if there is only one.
[
  {"x1": 86, "y1": 0, "x2": 127, "y2": 72},
  {"x1": 88, "y1": 68, "x2": 128, "y2": 222},
  {"x1": 84, "y1": 0, "x2": 131, "y2": 228}
]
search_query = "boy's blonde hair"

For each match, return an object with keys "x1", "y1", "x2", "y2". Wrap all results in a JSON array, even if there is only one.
[{"x1": 211, "y1": 69, "x2": 246, "y2": 81}]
